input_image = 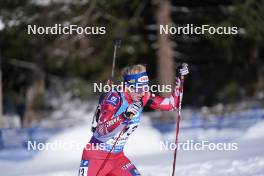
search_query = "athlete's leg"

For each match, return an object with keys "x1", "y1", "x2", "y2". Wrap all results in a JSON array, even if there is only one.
[
  {"x1": 78, "y1": 158, "x2": 113, "y2": 176},
  {"x1": 78, "y1": 145, "x2": 113, "y2": 176},
  {"x1": 107, "y1": 155, "x2": 141, "y2": 176}
]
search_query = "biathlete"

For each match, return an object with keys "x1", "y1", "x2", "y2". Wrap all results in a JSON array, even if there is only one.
[{"x1": 78, "y1": 63, "x2": 189, "y2": 176}]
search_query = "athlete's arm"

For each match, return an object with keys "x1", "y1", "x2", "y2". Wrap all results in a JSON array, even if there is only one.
[
  {"x1": 96, "y1": 92, "x2": 127, "y2": 135},
  {"x1": 148, "y1": 77, "x2": 183, "y2": 111}
]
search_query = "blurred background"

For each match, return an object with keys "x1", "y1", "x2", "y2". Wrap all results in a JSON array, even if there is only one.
[{"x1": 0, "y1": 0, "x2": 264, "y2": 176}]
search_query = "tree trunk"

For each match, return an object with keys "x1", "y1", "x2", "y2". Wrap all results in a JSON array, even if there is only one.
[
  {"x1": 156, "y1": 0, "x2": 175, "y2": 121},
  {"x1": 249, "y1": 44, "x2": 264, "y2": 96},
  {"x1": 157, "y1": 0, "x2": 174, "y2": 97},
  {"x1": 23, "y1": 66, "x2": 45, "y2": 128}
]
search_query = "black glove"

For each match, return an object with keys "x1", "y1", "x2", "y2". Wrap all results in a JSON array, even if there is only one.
[{"x1": 123, "y1": 101, "x2": 142, "y2": 119}]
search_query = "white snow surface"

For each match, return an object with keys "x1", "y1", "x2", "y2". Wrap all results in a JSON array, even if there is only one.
[
  {"x1": 240, "y1": 120, "x2": 264, "y2": 140},
  {"x1": 0, "y1": 114, "x2": 264, "y2": 176}
]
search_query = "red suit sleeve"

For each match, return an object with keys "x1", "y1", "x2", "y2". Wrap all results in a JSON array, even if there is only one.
[
  {"x1": 149, "y1": 77, "x2": 183, "y2": 111},
  {"x1": 96, "y1": 92, "x2": 127, "y2": 135}
]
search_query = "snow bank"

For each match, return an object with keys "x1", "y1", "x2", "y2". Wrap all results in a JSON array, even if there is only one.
[
  {"x1": 138, "y1": 156, "x2": 264, "y2": 176},
  {"x1": 125, "y1": 116, "x2": 163, "y2": 156},
  {"x1": 164, "y1": 128, "x2": 244, "y2": 143},
  {"x1": 240, "y1": 120, "x2": 264, "y2": 140},
  {"x1": 36, "y1": 114, "x2": 163, "y2": 161},
  {"x1": 9, "y1": 114, "x2": 162, "y2": 175},
  {"x1": 1, "y1": 114, "x2": 264, "y2": 176},
  {"x1": 35, "y1": 124, "x2": 92, "y2": 162}
]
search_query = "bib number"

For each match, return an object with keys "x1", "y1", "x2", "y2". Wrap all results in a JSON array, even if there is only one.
[{"x1": 78, "y1": 160, "x2": 89, "y2": 176}]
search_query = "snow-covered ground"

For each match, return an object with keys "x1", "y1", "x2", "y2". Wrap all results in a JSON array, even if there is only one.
[
  {"x1": 1, "y1": 108, "x2": 264, "y2": 175},
  {"x1": 1, "y1": 117, "x2": 264, "y2": 176}
]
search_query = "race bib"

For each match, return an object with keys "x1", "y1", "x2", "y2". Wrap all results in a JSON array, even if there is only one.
[{"x1": 78, "y1": 160, "x2": 89, "y2": 176}]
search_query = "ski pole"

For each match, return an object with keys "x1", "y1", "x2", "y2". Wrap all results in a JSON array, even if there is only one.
[
  {"x1": 91, "y1": 38, "x2": 121, "y2": 132},
  {"x1": 96, "y1": 125, "x2": 127, "y2": 176},
  {"x1": 171, "y1": 75, "x2": 184, "y2": 176},
  {"x1": 96, "y1": 101, "x2": 142, "y2": 176},
  {"x1": 95, "y1": 39, "x2": 123, "y2": 176},
  {"x1": 111, "y1": 38, "x2": 121, "y2": 80}
]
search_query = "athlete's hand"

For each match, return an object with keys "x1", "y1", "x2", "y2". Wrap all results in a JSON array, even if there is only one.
[
  {"x1": 176, "y1": 63, "x2": 189, "y2": 77},
  {"x1": 123, "y1": 101, "x2": 142, "y2": 119}
]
